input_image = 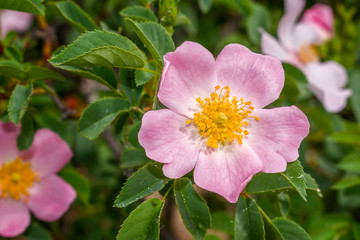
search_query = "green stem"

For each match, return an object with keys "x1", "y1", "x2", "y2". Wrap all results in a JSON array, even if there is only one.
[{"x1": 161, "y1": 183, "x2": 174, "y2": 203}]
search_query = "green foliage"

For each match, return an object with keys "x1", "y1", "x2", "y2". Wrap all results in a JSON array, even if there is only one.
[
  {"x1": 17, "y1": 113, "x2": 34, "y2": 150},
  {"x1": 116, "y1": 198, "x2": 164, "y2": 240},
  {"x1": 0, "y1": 0, "x2": 44, "y2": 16},
  {"x1": 235, "y1": 197, "x2": 265, "y2": 240},
  {"x1": 124, "y1": 19, "x2": 175, "y2": 65},
  {"x1": 120, "y1": 6, "x2": 157, "y2": 22},
  {"x1": 49, "y1": 30, "x2": 145, "y2": 69},
  {"x1": 174, "y1": 178, "x2": 211, "y2": 240},
  {"x1": 0, "y1": 61, "x2": 65, "y2": 81},
  {"x1": 8, "y1": 83, "x2": 33, "y2": 125},
  {"x1": 51, "y1": 1, "x2": 97, "y2": 32},
  {"x1": 272, "y1": 218, "x2": 311, "y2": 240},
  {"x1": 246, "y1": 161, "x2": 318, "y2": 201},
  {"x1": 120, "y1": 148, "x2": 150, "y2": 168},
  {"x1": 114, "y1": 163, "x2": 168, "y2": 208},
  {"x1": 78, "y1": 97, "x2": 131, "y2": 139}
]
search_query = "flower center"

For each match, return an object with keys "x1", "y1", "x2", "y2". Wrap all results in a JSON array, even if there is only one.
[
  {"x1": 298, "y1": 44, "x2": 319, "y2": 64},
  {"x1": 0, "y1": 157, "x2": 39, "y2": 202},
  {"x1": 186, "y1": 85, "x2": 259, "y2": 148}
]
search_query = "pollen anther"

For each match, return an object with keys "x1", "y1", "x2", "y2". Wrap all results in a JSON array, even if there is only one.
[
  {"x1": 0, "y1": 157, "x2": 39, "y2": 202},
  {"x1": 186, "y1": 86, "x2": 259, "y2": 148}
]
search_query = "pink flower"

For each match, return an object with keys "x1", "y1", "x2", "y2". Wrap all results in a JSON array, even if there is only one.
[
  {"x1": 301, "y1": 4, "x2": 334, "y2": 43},
  {"x1": 0, "y1": 10, "x2": 33, "y2": 38},
  {"x1": 138, "y1": 41, "x2": 309, "y2": 203},
  {"x1": 261, "y1": 0, "x2": 351, "y2": 113},
  {"x1": 0, "y1": 121, "x2": 76, "y2": 238}
]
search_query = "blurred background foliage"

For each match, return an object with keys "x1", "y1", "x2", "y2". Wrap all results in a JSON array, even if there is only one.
[{"x1": 1, "y1": 0, "x2": 360, "y2": 239}]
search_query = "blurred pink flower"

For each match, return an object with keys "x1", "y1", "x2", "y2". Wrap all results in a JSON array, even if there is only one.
[
  {"x1": 0, "y1": 121, "x2": 76, "y2": 238},
  {"x1": 301, "y1": 4, "x2": 334, "y2": 43},
  {"x1": 261, "y1": 0, "x2": 351, "y2": 113},
  {"x1": 0, "y1": 10, "x2": 33, "y2": 38},
  {"x1": 138, "y1": 41, "x2": 309, "y2": 203}
]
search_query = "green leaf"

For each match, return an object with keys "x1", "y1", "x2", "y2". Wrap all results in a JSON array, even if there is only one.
[
  {"x1": 333, "y1": 176, "x2": 360, "y2": 190},
  {"x1": 49, "y1": 30, "x2": 145, "y2": 69},
  {"x1": 52, "y1": 1, "x2": 97, "y2": 32},
  {"x1": 25, "y1": 222, "x2": 52, "y2": 240},
  {"x1": 59, "y1": 167, "x2": 90, "y2": 205},
  {"x1": 246, "y1": 162, "x2": 318, "y2": 198},
  {"x1": 27, "y1": 66, "x2": 66, "y2": 81},
  {"x1": 120, "y1": 6, "x2": 157, "y2": 22},
  {"x1": 349, "y1": 70, "x2": 360, "y2": 123},
  {"x1": 114, "y1": 163, "x2": 168, "y2": 208},
  {"x1": 55, "y1": 65, "x2": 117, "y2": 90},
  {"x1": 277, "y1": 193, "x2": 290, "y2": 218},
  {"x1": 8, "y1": 83, "x2": 33, "y2": 125},
  {"x1": 198, "y1": 0, "x2": 213, "y2": 13},
  {"x1": 211, "y1": 211, "x2": 234, "y2": 235},
  {"x1": 120, "y1": 148, "x2": 150, "y2": 168},
  {"x1": 272, "y1": 218, "x2": 311, "y2": 240},
  {"x1": 246, "y1": 3, "x2": 271, "y2": 44},
  {"x1": 0, "y1": 0, "x2": 44, "y2": 16},
  {"x1": 338, "y1": 151, "x2": 360, "y2": 173},
  {"x1": 120, "y1": 69, "x2": 144, "y2": 106},
  {"x1": 116, "y1": 198, "x2": 164, "y2": 240},
  {"x1": 4, "y1": 46, "x2": 23, "y2": 63},
  {"x1": 280, "y1": 161, "x2": 307, "y2": 201},
  {"x1": 125, "y1": 19, "x2": 175, "y2": 65},
  {"x1": 174, "y1": 178, "x2": 211, "y2": 240},
  {"x1": 235, "y1": 197, "x2": 265, "y2": 240},
  {"x1": 128, "y1": 122, "x2": 142, "y2": 148},
  {"x1": 78, "y1": 97, "x2": 132, "y2": 139},
  {"x1": 17, "y1": 113, "x2": 34, "y2": 150},
  {"x1": 0, "y1": 61, "x2": 65, "y2": 81},
  {"x1": 135, "y1": 61, "x2": 156, "y2": 86}
]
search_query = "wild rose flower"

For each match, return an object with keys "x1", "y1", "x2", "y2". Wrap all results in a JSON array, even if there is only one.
[
  {"x1": 0, "y1": 121, "x2": 76, "y2": 237},
  {"x1": 0, "y1": 10, "x2": 33, "y2": 38},
  {"x1": 260, "y1": 0, "x2": 351, "y2": 113},
  {"x1": 138, "y1": 41, "x2": 309, "y2": 203},
  {"x1": 301, "y1": 4, "x2": 334, "y2": 43}
]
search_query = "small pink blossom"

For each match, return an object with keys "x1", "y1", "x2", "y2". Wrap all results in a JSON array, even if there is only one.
[
  {"x1": 138, "y1": 41, "x2": 309, "y2": 203},
  {"x1": 0, "y1": 121, "x2": 76, "y2": 238},
  {"x1": 260, "y1": 0, "x2": 351, "y2": 113},
  {"x1": 301, "y1": 4, "x2": 334, "y2": 43},
  {"x1": 0, "y1": 10, "x2": 33, "y2": 38}
]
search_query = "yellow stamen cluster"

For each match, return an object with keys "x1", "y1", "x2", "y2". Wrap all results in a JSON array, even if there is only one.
[
  {"x1": 187, "y1": 85, "x2": 259, "y2": 148},
  {"x1": 0, "y1": 157, "x2": 39, "y2": 202},
  {"x1": 298, "y1": 44, "x2": 319, "y2": 64}
]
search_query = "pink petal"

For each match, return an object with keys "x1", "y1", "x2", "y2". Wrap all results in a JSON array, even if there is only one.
[
  {"x1": 215, "y1": 44, "x2": 285, "y2": 108},
  {"x1": 27, "y1": 175, "x2": 76, "y2": 221},
  {"x1": 21, "y1": 129, "x2": 73, "y2": 178},
  {"x1": 0, "y1": 199, "x2": 30, "y2": 238},
  {"x1": 138, "y1": 109, "x2": 203, "y2": 178},
  {"x1": 246, "y1": 106, "x2": 309, "y2": 173},
  {"x1": 260, "y1": 29, "x2": 300, "y2": 67},
  {"x1": 278, "y1": 0, "x2": 305, "y2": 50},
  {"x1": 0, "y1": 121, "x2": 20, "y2": 164},
  {"x1": 158, "y1": 41, "x2": 217, "y2": 118},
  {"x1": 0, "y1": 10, "x2": 33, "y2": 38},
  {"x1": 304, "y1": 62, "x2": 351, "y2": 112},
  {"x1": 194, "y1": 144, "x2": 263, "y2": 203},
  {"x1": 301, "y1": 4, "x2": 334, "y2": 42},
  {"x1": 293, "y1": 23, "x2": 319, "y2": 50}
]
